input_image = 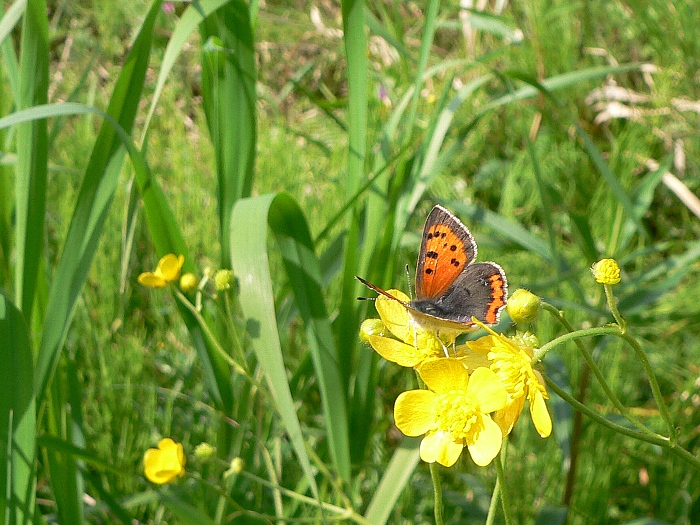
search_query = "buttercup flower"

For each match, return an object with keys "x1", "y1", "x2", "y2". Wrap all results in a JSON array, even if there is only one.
[
  {"x1": 394, "y1": 358, "x2": 508, "y2": 467},
  {"x1": 179, "y1": 272, "x2": 199, "y2": 293},
  {"x1": 365, "y1": 290, "x2": 447, "y2": 368},
  {"x1": 138, "y1": 254, "x2": 185, "y2": 288},
  {"x1": 465, "y1": 324, "x2": 552, "y2": 438},
  {"x1": 591, "y1": 258, "x2": 621, "y2": 285},
  {"x1": 506, "y1": 288, "x2": 540, "y2": 324},
  {"x1": 143, "y1": 438, "x2": 186, "y2": 484}
]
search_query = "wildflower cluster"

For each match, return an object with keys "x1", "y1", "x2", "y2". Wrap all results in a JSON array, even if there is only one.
[{"x1": 361, "y1": 288, "x2": 551, "y2": 468}]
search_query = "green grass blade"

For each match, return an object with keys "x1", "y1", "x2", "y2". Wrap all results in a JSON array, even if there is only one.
[
  {"x1": 33, "y1": 0, "x2": 161, "y2": 400},
  {"x1": 141, "y1": 0, "x2": 232, "y2": 137},
  {"x1": 200, "y1": 0, "x2": 257, "y2": 268},
  {"x1": 0, "y1": 0, "x2": 23, "y2": 103},
  {"x1": 230, "y1": 193, "x2": 337, "y2": 495},
  {"x1": 0, "y1": 289, "x2": 36, "y2": 525},
  {"x1": 478, "y1": 64, "x2": 641, "y2": 115},
  {"x1": 14, "y1": 0, "x2": 48, "y2": 320},
  {"x1": 45, "y1": 366, "x2": 84, "y2": 525},
  {"x1": 338, "y1": 0, "x2": 369, "y2": 463},
  {"x1": 364, "y1": 438, "x2": 420, "y2": 524}
]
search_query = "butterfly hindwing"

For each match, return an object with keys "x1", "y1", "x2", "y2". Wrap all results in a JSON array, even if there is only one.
[
  {"x1": 427, "y1": 262, "x2": 507, "y2": 324},
  {"x1": 415, "y1": 205, "x2": 477, "y2": 300}
]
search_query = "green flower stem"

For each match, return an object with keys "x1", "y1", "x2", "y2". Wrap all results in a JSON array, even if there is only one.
[
  {"x1": 430, "y1": 462, "x2": 445, "y2": 525},
  {"x1": 618, "y1": 332, "x2": 676, "y2": 442},
  {"x1": 668, "y1": 442, "x2": 700, "y2": 471},
  {"x1": 544, "y1": 376, "x2": 668, "y2": 447},
  {"x1": 604, "y1": 283, "x2": 626, "y2": 331},
  {"x1": 484, "y1": 477, "x2": 501, "y2": 525},
  {"x1": 494, "y1": 448, "x2": 513, "y2": 525},
  {"x1": 540, "y1": 303, "x2": 650, "y2": 434},
  {"x1": 173, "y1": 287, "x2": 249, "y2": 377},
  {"x1": 196, "y1": 469, "x2": 375, "y2": 525},
  {"x1": 485, "y1": 469, "x2": 501, "y2": 525}
]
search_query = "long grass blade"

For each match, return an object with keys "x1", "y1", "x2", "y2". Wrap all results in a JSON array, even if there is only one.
[
  {"x1": 364, "y1": 438, "x2": 420, "y2": 524},
  {"x1": 14, "y1": 0, "x2": 48, "y2": 320},
  {"x1": 0, "y1": 289, "x2": 36, "y2": 525},
  {"x1": 33, "y1": 0, "x2": 161, "y2": 400},
  {"x1": 338, "y1": 0, "x2": 369, "y2": 463},
  {"x1": 200, "y1": 0, "x2": 257, "y2": 268}
]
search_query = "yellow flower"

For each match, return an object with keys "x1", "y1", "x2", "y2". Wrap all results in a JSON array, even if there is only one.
[
  {"x1": 138, "y1": 254, "x2": 185, "y2": 288},
  {"x1": 591, "y1": 258, "x2": 621, "y2": 285},
  {"x1": 179, "y1": 272, "x2": 199, "y2": 293},
  {"x1": 465, "y1": 326, "x2": 552, "y2": 438},
  {"x1": 394, "y1": 358, "x2": 508, "y2": 467},
  {"x1": 365, "y1": 290, "x2": 447, "y2": 368},
  {"x1": 506, "y1": 288, "x2": 540, "y2": 324},
  {"x1": 143, "y1": 438, "x2": 186, "y2": 484}
]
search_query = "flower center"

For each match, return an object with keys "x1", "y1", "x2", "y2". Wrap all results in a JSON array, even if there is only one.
[
  {"x1": 434, "y1": 390, "x2": 481, "y2": 440},
  {"x1": 490, "y1": 348, "x2": 530, "y2": 399}
]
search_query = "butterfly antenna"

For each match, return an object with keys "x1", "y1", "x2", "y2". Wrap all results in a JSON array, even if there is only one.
[{"x1": 405, "y1": 264, "x2": 414, "y2": 300}]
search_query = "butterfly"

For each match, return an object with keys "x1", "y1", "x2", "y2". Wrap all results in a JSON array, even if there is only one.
[{"x1": 357, "y1": 204, "x2": 508, "y2": 340}]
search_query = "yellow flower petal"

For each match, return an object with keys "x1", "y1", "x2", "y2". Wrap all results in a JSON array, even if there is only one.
[
  {"x1": 156, "y1": 254, "x2": 185, "y2": 282},
  {"x1": 143, "y1": 438, "x2": 186, "y2": 484},
  {"x1": 530, "y1": 389, "x2": 552, "y2": 437},
  {"x1": 138, "y1": 273, "x2": 167, "y2": 288},
  {"x1": 375, "y1": 290, "x2": 411, "y2": 341},
  {"x1": 467, "y1": 414, "x2": 502, "y2": 466},
  {"x1": 467, "y1": 367, "x2": 508, "y2": 414},
  {"x1": 394, "y1": 390, "x2": 436, "y2": 436},
  {"x1": 420, "y1": 430, "x2": 464, "y2": 467},
  {"x1": 456, "y1": 347, "x2": 492, "y2": 370},
  {"x1": 493, "y1": 395, "x2": 525, "y2": 437},
  {"x1": 369, "y1": 335, "x2": 426, "y2": 368},
  {"x1": 418, "y1": 358, "x2": 469, "y2": 394}
]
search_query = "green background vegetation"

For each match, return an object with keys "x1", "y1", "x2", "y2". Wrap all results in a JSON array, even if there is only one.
[{"x1": 2, "y1": 0, "x2": 700, "y2": 523}]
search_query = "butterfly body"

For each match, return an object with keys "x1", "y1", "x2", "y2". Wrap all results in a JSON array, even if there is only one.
[{"x1": 357, "y1": 205, "x2": 507, "y2": 338}]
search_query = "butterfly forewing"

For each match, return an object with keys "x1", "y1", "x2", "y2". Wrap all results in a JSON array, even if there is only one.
[{"x1": 415, "y1": 205, "x2": 477, "y2": 300}]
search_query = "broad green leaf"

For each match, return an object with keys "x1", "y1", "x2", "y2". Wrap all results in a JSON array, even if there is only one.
[
  {"x1": 231, "y1": 192, "x2": 348, "y2": 494},
  {"x1": 0, "y1": 289, "x2": 36, "y2": 525}
]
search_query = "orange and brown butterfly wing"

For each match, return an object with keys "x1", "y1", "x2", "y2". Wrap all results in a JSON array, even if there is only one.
[{"x1": 415, "y1": 205, "x2": 477, "y2": 300}]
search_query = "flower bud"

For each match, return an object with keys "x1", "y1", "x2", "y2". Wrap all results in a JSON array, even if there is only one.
[
  {"x1": 193, "y1": 442, "x2": 215, "y2": 460},
  {"x1": 179, "y1": 272, "x2": 199, "y2": 293},
  {"x1": 359, "y1": 318, "x2": 385, "y2": 344},
  {"x1": 591, "y1": 258, "x2": 621, "y2": 285},
  {"x1": 506, "y1": 289, "x2": 540, "y2": 324},
  {"x1": 214, "y1": 269, "x2": 234, "y2": 291}
]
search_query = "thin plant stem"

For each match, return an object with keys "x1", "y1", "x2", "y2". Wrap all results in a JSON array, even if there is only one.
[
  {"x1": 544, "y1": 377, "x2": 667, "y2": 445},
  {"x1": 495, "y1": 447, "x2": 513, "y2": 525},
  {"x1": 619, "y1": 332, "x2": 676, "y2": 442},
  {"x1": 604, "y1": 283, "x2": 626, "y2": 331},
  {"x1": 540, "y1": 302, "x2": 650, "y2": 434},
  {"x1": 484, "y1": 468, "x2": 501, "y2": 525},
  {"x1": 430, "y1": 462, "x2": 445, "y2": 525},
  {"x1": 173, "y1": 286, "x2": 248, "y2": 376}
]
